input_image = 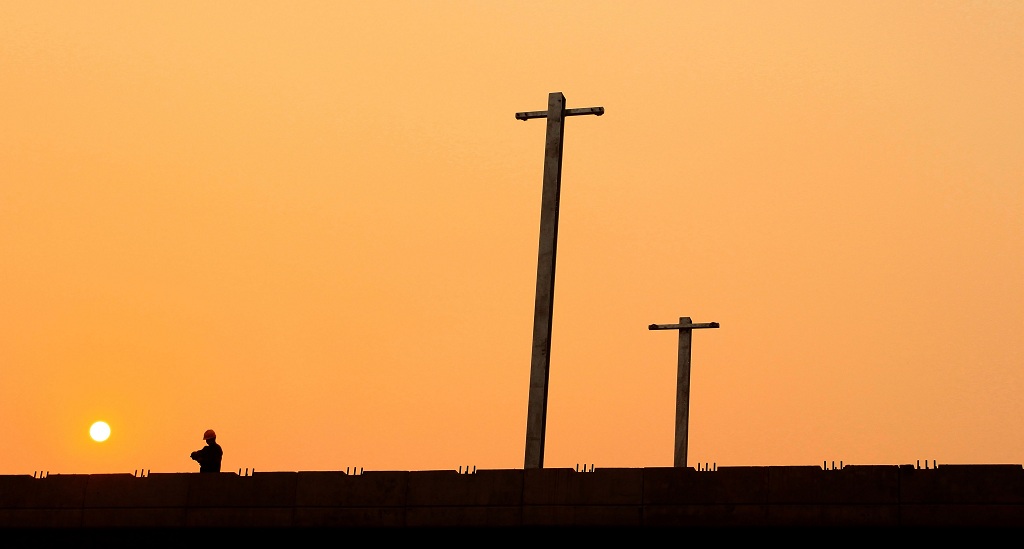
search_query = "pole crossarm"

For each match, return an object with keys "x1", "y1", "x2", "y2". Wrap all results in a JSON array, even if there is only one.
[
  {"x1": 649, "y1": 322, "x2": 720, "y2": 331},
  {"x1": 515, "y1": 107, "x2": 605, "y2": 120}
]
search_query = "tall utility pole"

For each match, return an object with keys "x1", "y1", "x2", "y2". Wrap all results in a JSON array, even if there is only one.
[
  {"x1": 648, "y1": 317, "x2": 720, "y2": 468},
  {"x1": 516, "y1": 92, "x2": 604, "y2": 469}
]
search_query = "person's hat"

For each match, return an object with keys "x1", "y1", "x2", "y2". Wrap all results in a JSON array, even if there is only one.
[{"x1": 203, "y1": 429, "x2": 216, "y2": 440}]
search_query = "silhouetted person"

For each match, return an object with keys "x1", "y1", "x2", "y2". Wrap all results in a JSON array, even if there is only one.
[{"x1": 190, "y1": 429, "x2": 223, "y2": 473}]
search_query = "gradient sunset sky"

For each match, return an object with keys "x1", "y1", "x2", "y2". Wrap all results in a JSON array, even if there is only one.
[{"x1": 2, "y1": 1, "x2": 1021, "y2": 475}]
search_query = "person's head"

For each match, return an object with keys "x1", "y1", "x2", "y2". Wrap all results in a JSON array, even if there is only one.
[{"x1": 203, "y1": 429, "x2": 216, "y2": 444}]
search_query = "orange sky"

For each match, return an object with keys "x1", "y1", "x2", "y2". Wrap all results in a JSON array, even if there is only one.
[{"x1": 2, "y1": 1, "x2": 1022, "y2": 475}]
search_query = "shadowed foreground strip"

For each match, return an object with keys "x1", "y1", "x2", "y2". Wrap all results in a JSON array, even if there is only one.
[{"x1": 3, "y1": 464, "x2": 1024, "y2": 529}]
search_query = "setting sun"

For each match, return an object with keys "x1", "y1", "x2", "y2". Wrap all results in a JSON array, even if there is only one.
[{"x1": 89, "y1": 421, "x2": 110, "y2": 442}]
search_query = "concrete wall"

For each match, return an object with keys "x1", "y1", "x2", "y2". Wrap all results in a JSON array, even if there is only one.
[{"x1": 2, "y1": 464, "x2": 1024, "y2": 528}]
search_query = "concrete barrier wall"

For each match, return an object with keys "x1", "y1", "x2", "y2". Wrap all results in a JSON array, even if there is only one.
[{"x1": 3, "y1": 465, "x2": 1024, "y2": 528}]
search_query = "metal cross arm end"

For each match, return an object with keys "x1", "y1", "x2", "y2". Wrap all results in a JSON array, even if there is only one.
[
  {"x1": 515, "y1": 111, "x2": 547, "y2": 121},
  {"x1": 648, "y1": 322, "x2": 720, "y2": 330},
  {"x1": 566, "y1": 106, "x2": 604, "y2": 117}
]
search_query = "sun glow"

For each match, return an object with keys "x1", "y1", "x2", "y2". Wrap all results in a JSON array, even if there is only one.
[{"x1": 90, "y1": 421, "x2": 111, "y2": 442}]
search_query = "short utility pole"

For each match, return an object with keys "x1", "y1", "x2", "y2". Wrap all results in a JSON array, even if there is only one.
[
  {"x1": 648, "y1": 317, "x2": 720, "y2": 468},
  {"x1": 517, "y1": 92, "x2": 604, "y2": 470}
]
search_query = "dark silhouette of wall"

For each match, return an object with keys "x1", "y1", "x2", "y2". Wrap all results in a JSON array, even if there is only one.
[{"x1": 2, "y1": 464, "x2": 1023, "y2": 529}]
